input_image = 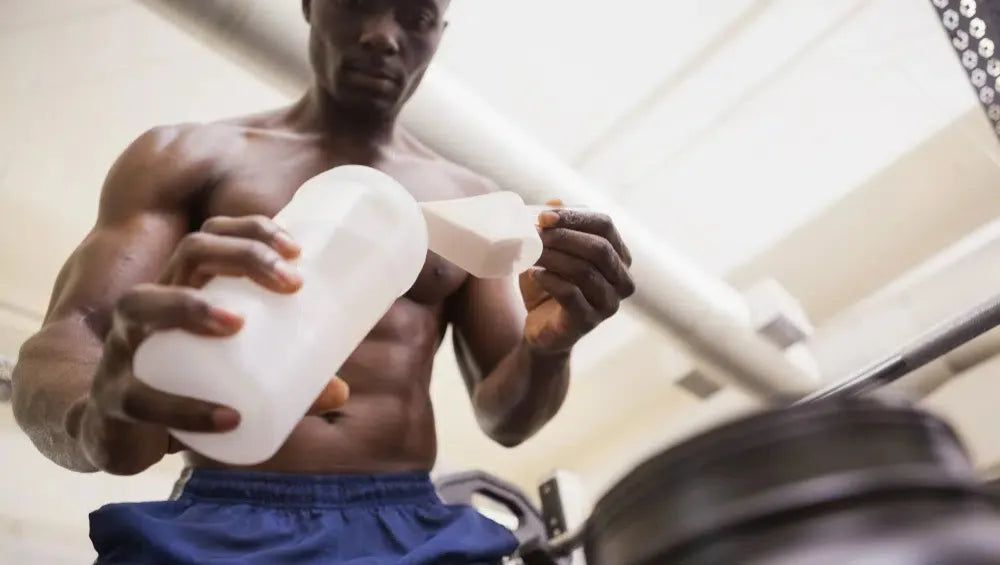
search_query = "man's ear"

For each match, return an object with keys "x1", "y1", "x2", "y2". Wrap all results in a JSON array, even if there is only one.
[{"x1": 302, "y1": 0, "x2": 312, "y2": 23}]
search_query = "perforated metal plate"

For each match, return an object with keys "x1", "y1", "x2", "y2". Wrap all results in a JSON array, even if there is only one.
[{"x1": 930, "y1": 0, "x2": 1000, "y2": 139}]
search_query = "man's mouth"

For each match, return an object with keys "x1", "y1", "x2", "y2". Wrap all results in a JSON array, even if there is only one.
[{"x1": 342, "y1": 63, "x2": 402, "y2": 86}]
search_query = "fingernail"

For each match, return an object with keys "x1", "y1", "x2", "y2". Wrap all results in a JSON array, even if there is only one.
[
  {"x1": 274, "y1": 231, "x2": 301, "y2": 256},
  {"x1": 273, "y1": 261, "x2": 303, "y2": 288},
  {"x1": 208, "y1": 307, "x2": 243, "y2": 332},
  {"x1": 211, "y1": 407, "x2": 240, "y2": 430},
  {"x1": 538, "y1": 210, "x2": 560, "y2": 228}
]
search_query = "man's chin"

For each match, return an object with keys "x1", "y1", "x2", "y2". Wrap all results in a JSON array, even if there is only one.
[{"x1": 338, "y1": 90, "x2": 400, "y2": 117}]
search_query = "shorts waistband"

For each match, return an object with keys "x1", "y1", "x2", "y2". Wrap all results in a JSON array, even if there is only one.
[{"x1": 176, "y1": 468, "x2": 440, "y2": 509}]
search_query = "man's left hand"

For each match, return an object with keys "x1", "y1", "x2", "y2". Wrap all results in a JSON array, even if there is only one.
[{"x1": 520, "y1": 201, "x2": 635, "y2": 353}]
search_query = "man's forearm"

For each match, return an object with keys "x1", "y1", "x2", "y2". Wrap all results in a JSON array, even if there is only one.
[
  {"x1": 12, "y1": 334, "x2": 99, "y2": 472},
  {"x1": 472, "y1": 340, "x2": 571, "y2": 447}
]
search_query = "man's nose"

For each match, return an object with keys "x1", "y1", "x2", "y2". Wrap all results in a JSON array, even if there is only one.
[{"x1": 359, "y1": 13, "x2": 401, "y2": 56}]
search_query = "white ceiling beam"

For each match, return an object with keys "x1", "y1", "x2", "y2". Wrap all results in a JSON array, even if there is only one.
[
  {"x1": 569, "y1": 0, "x2": 776, "y2": 169},
  {"x1": 576, "y1": 0, "x2": 873, "y2": 189}
]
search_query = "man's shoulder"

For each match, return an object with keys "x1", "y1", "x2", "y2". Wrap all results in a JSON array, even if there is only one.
[
  {"x1": 103, "y1": 122, "x2": 245, "y2": 211},
  {"x1": 124, "y1": 121, "x2": 249, "y2": 181},
  {"x1": 126, "y1": 121, "x2": 245, "y2": 172}
]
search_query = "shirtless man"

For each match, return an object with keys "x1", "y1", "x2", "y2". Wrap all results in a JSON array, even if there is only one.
[{"x1": 11, "y1": 0, "x2": 634, "y2": 563}]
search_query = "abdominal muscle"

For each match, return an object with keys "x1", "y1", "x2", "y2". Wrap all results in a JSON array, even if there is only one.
[{"x1": 184, "y1": 301, "x2": 445, "y2": 475}]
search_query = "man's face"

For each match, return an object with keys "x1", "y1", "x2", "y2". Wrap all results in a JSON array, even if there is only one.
[{"x1": 304, "y1": 0, "x2": 449, "y2": 116}]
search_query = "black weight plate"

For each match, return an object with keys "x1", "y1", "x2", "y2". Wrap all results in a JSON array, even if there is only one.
[{"x1": 584, "y1": 397, "x2": 983, "y2": 565}]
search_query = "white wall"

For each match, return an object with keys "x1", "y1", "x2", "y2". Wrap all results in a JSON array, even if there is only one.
[
  {"x1": 0, "y1": 0, "x2": 290, "y2": 322},
  {"x1": 925, "y1": 355, "x2": 1000, "y2": 472},
  {"x1": 730, "y1": 107, "x2": 1000, "y2": 323},
  {"x1": 0, "y1": 2, "x2": 291, "y2": 561}
]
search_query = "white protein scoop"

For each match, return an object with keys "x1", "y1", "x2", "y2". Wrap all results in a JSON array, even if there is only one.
[{"x1": 420, "y1": 192, "x2": 553, "y2": 279}]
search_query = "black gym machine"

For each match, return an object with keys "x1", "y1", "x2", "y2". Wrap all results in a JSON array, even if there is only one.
[{"x1": 433, "y1": 5, "x2": 1000, "y2": 562}]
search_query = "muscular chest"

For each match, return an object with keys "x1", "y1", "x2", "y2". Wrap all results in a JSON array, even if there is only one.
[{"x1": 201, "y1": 152, "x2": 469, "y2": 306}]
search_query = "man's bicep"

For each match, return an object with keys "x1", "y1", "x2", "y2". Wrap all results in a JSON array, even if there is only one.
[
  {"x1": 449, "y1": 275, "x2": 526, "y2": 384},
  {"x1": 44, "y1": 213, "x2": 183, "y2": 331}
]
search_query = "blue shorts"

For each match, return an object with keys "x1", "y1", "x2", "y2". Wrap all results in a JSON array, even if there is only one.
[{"x1": 89, "y1": 469, "x2": 519, "y2": 564}]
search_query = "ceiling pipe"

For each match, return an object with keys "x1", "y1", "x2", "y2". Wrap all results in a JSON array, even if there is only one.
[{"x1": 133, "y1": 0, "x2": 816, "y2": 397}]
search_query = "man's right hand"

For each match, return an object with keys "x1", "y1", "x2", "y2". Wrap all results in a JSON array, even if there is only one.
[{"x1": 67, "y1": 215, "x2": 303, "y2": 475}]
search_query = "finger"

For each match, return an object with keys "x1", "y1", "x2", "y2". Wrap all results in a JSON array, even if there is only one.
[
  {"x1": 114, "y1": 284, "x2": 243, "y2": 343},
  {"x1": 540, "y1": 229, "x2": 634, "y2": 297},
  {"x1": 541, "y1": 210, "x2": 631, "y2": 266},
  {"x1": 167, "y1": 232, "x2": 302, "y2": 293},
  {"x1": 201, "y1": 215, "x2": 301, "y2": 259},
  {"x1": 119, "y1": 379, "x2": 240, "y2": 433},
  {"x1": 77, "y1": 399, "x2": 171, "y2": 475},
  {"x1": 100, "y1": 286, "x2": 241, "y2": 380},
  {"x1": 186, "y1": 257, "x2": 302, "y2": 292},
  {"x1": 536, "y1": 248, "x2": 619, "y2": 317},
  {"x1": 528, "y1": 268, "x2": 600, "y2": 331}
]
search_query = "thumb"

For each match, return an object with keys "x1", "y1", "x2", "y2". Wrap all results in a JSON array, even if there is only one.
[{"x1": 520, "y1": 268, "x2": 550, "y2": 309}]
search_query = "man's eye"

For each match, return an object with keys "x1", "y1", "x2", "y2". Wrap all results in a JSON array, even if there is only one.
[
  {"x1": 341, "y1": 0, "x2": 373, "y2": 11},
  {"x1": 401, "y1": 8, "x2": 436, "y2": 30}
]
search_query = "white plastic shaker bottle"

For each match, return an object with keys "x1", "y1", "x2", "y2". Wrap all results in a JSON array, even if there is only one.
[{"x1": 134, "y1": 165, "x2": 428, "y2": 465}]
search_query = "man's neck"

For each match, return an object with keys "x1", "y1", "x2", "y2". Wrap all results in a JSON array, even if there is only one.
[{"x1": 290, "y1": 87, "x2": 400, "y2": 146}]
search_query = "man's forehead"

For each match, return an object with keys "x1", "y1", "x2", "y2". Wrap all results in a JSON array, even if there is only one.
[
  {"x1": 405, "y1": 0, "x2": 450, "y2": 11},
  {"x1": 317, "y1": 0, "x2": 450, "y2": 7},
  {"x1": 409, "y1": 0, "x2": 450, "y2": 7}
]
